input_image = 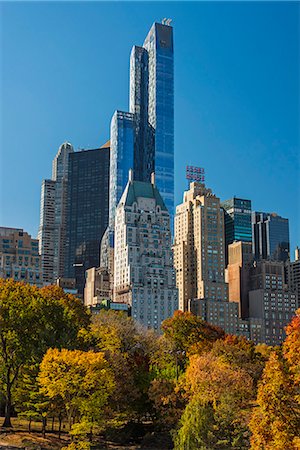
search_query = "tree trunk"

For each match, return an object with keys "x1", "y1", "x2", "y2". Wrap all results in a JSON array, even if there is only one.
[
  {"x1": 58, "y1": 414, "x2": 62, "y2": 439},
  {"x1": 2, "y1": 382, "x2": 12, "y2": 427},
  {"x1": 42, "y1": 417, "x2": 46, "y2": 438},
  {"x1": 52, "y1": 416, "x2": 55, "y2": 432},
  {"x1": 28, "y1": 417, "x2": 32, "y2": 433}
]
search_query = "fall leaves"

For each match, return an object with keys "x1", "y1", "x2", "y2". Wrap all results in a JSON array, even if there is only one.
[{"x1": 0, "y1": 280, "x2": 299, "y2": 449}]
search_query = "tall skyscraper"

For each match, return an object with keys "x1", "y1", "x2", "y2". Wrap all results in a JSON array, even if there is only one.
[
  {"x1": 109, "y1": 111, "x2": 135, "y2": 227},
  {"x1": 38, "y1": 179, "x2": 56, "y2": 284},
  {"x1": 252, "y1": 212, "x2": 290, "y2": 262},
  {"x1": 143, "y1": 22, "x2": 174, "y2": 222},
  {"x1": 114, "y1": 170, "x2": 178, "y2": 331},
  {"x1": 38, "y1": 142, "x2": 74, "y2": 285},
  {"x1": 108, "y1": 21, "x2": 174, "y2": 229},
  {"x1": 221, "y1": 197, "x2": 252, "y2": 264},
  {"x1": 173, "y1": 182, "x2": 228, "y2": 311},
  {"x1": 64, "y1": 146, "x2": 110, "y2": 294}
]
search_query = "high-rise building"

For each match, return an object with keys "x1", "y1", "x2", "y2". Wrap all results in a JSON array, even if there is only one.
[
  {"x1": 143, "y1": 22, "x2": 174, "y2": 223},
  {"x1": 52, "y1": 142, "x2": 74, "y2": 280},
  {"x1": 0, "y1": 227, "x2": 42, "y2": 286},
  {"x1": 221, "y1": 197, "x2": 252, "y2": 264},
  {"x1": 38, "y1": 179, "x2": 56, "y2": 284},
  {"x1": 173, "y1": 182, "x2": 228, "y2": 311},
  {"x1": 129, "y1": 46, "x2": 155, "y2": 183},
  {"x1": 252, "y1": 212, "x2": 290, "y2": 262},
  {"x1": 108, "y1": 21, "x2": 174, "y2": 230},
  {"x1": 64, "y1": 146, "x2": 110, "y2": 294},
  {"x1": 248, "y1": 260, "x2": 297, "y2": 346},
  {"x1": 114, "y1": 170, "x2": 178, "y2": 331},
  {"x1": 38, "y1": 142, "x2": 74, "y2": 285},
  {"x1": 227, "y1": 241, "x2": 253, "y2": 319},
  {"x1": 109, "y1": 111, "x2": 135, "y2": 227}
]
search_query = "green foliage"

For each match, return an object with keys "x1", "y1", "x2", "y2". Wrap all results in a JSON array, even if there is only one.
[{"x1": 0, "y1": 280, "x2": 90, "y2": 427}]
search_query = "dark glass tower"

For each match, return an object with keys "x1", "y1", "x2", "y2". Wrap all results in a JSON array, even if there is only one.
[
  {"x1": 65, "y1": 146, "x2": 110, "y2": 294},
  {"x1": 252, "y1": 212, "x2": 290, "y2": 262}
]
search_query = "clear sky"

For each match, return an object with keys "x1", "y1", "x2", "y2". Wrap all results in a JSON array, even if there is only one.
[{"x1": 0, "y1": 1, "x2": 299, "y2": 256}]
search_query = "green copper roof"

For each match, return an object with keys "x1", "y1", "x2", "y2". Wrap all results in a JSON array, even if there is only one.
[{"x1": 123, "y1": 180, "x2": 168, "y2": 211}]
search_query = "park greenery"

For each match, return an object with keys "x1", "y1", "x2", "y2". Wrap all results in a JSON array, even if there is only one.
[{"x1": 0, "y1": 279, "x2": 299, "y2": 449}]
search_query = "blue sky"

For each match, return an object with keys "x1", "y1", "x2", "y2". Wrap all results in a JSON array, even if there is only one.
[{"x1": 0, "y1": 1, "x2": 299, "y2": 255}]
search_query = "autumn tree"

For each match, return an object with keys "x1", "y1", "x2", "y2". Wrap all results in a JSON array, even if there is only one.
[
  {"x1": 0, "y1": 280, "x2": 90, "y2": 427},
  {"x1": 211, "y1": 335, "x2": 266, "y2": 387},
  {"x1": 249, "y1": 350, "x2": 299, "y2": 450},
  {"x1": 174, "y1": 352, "x2": 253, "y2": 449},
  {"x1": 86, "y1": 310, "x2": 157, "y2": 422},
  {"x1": 38, "y1": 348, "x2": 114, "y2": 432},
  {"x1": 162, "y1": 311, "x2": 225, "y2": 357}
]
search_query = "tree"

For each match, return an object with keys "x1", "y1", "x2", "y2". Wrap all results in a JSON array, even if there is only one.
[
  {"x1": 211, "y1": 335, "x2": 266, "y2": 387},
  {"x1": 175, "y1": 352, "x2": 253, "y2": 449},
  {"x1": 0, "y1": 280, "x2": 90, "y2": 427},
  {"x1": 283, "y1": 308, "x2": 300, "y2": 386},
  {"x1": 87, "y1": 311, "x2": 157, "y2": 421},
  {"x1": 174, "y1": 397, "x2": 217, "y2": 450},
  {"x1": 161, "y1": 311, "x2": 225, "y2": 358},
  {"x1": 38, "y1": 348, "x2": 114, "y2": 431},
  {"x1": 249, "y1": 351, "x2": 300, "y2": 450}
]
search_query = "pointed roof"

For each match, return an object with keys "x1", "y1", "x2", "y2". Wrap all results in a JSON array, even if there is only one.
[{"x1": 120, "y1": 180, "x2": 168, "y2": 212}]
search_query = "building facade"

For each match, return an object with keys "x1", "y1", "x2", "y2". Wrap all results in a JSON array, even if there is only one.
[
  {"x1": 0, "y1": 227, "x2": 42, "y2": 286},
  {"x1": 84, "y1": 266, "x2": 111, "y2": 307},
  {"x1": 38, "y1": 142, "x2": 74, "y2": 285},
  {"x1": 286, "y1": 247, "x2": 300, "y2": 300},
  {"x1": 114, "y1": 171, "x2": 178, "y2": 331},
  {"x1": 227, "y1": 241, "x2": 253, "y2": 319},
  {"x1": 248, "y1": 260, "x2": 297, "y2": 346},
  {"x1": 173, "y1": 182, "x2": 228, "y2": 311},
  {"x1": 252, "y1": 212, "x2": 290, "y2": 262},
  {"x1": 64, "y1": 146, "x2": 110, "y2": 294}
]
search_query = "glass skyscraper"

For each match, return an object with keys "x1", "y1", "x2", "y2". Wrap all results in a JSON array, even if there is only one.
[
  {"x1": 65, "y1": 146, "x2": 110, "y2": 294},
  {"x1": 252, "y1": 212, "x2": 290, "y2": 262},
  {"x1": 222, "y1": 198, "x2": 252, "y2": 240},
  {"x1": 108, "y1": 21, "x2": 174, "y2": 228},
  {"x1": 109, "y1": 111, "x2": 135, "y2": 226},
  {"x1": 143, "y1": 22, "x2": 174, "y2": 224}
]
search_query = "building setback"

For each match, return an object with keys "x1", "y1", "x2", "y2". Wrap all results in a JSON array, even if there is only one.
[
  {"x1": 64, "y1": 145, "x2": 110, "y2": 294},
  {"x1": 252, "y1": 212, "x2": 290, "y2": 262},
  {"x1": 114, "y1": 171, "x2": 178, "y2": 331},
  {"x1": 0, "y1": 227, "x2": 42, "y2": 286},
  {"x1": 173, "y1": 182, "x2": 228, "y2": 312}
]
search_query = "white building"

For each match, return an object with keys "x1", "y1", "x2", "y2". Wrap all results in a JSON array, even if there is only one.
[{"x1": 114, "y1": 171, "x2": 178, "y2": 331}]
